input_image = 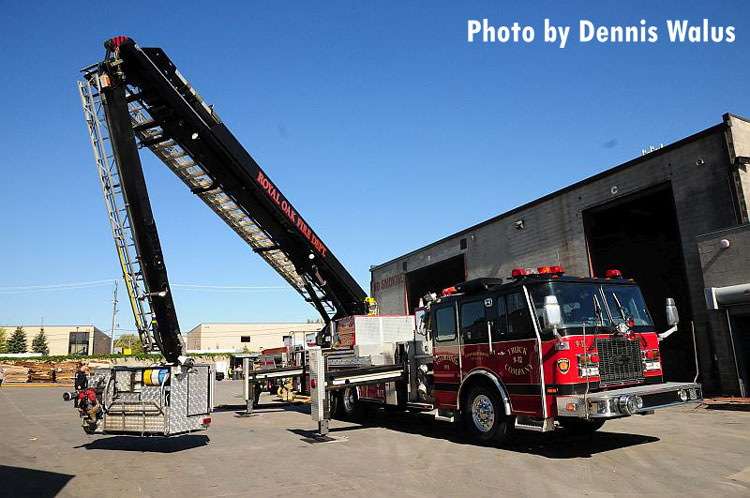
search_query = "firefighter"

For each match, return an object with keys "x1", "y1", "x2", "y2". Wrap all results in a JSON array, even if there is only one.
[
  {"x1": 75, "y1": 363, "x2": 88, "y2": 391},
  {"x1": 74, "y1": 363, "x2": 88, "y2": 408},
  {"x1": 79, "y1": 387, "x2": 101, "y2": 430}
]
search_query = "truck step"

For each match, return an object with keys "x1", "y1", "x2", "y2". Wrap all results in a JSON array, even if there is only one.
[{"x1": 514, "y1": 416, "x2": 554, "y2": 432}]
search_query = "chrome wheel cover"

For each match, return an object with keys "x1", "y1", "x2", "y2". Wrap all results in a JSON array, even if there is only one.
[
  {"x1": 343, "y1": 388, "x2": 356, "y2": 412},
  {"x1": 471, "y1": 394, "x2": 495, "y2": 433}
]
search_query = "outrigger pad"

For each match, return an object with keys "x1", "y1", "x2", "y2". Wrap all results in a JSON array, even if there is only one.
[{"x1": 300, "y1": 434, "x2": 347, "y2": 444}]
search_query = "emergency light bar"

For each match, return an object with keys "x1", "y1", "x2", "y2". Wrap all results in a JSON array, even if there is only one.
[{"x1": 512, "y1": 265, "x2": 565, "y2": 279}]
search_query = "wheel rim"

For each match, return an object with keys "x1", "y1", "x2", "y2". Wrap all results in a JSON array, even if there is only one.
[
  {"x1": 343, "y1": 388, "x2": 356, "y2": 412},
  {"x1": 471, "y1": 394, "x2": 495, "y2": 433}
]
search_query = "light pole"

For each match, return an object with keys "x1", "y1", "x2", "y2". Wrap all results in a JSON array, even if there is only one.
[{"x1": 110, "y1": 280, "x2": 119, "y2": 354}]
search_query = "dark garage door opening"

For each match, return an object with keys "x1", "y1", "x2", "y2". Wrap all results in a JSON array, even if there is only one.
[
  {"x1": 584, "y1": 183, "x2": 694, "y2": 381},
  {"x1": 405, "y1": 255, "x2": 466, "y2": 313}
]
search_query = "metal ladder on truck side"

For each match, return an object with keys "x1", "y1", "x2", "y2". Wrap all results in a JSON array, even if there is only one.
[{"x1": 77, "y1": 72, "x2": 158, "y2": 353}]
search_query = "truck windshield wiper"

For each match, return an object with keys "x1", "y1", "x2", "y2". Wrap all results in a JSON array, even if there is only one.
[
  {"x1": 592, "y1": 294, "x2": 605, "y2": 327},
  {"x1": 611, "y1": 292, "x2": 628, "y2": 321}
]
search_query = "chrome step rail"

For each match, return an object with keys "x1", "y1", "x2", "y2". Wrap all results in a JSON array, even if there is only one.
[{"x1": 77, "y1": 69, "x2": 159, "y2": 352}]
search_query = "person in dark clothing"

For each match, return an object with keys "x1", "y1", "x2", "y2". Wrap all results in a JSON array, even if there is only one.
[
  {"x1": 74, "y1": 363, "x2": 88, "y2": 407},
  {"x1": 75, "y1": 363, "x2": 88, "y2": 391}
]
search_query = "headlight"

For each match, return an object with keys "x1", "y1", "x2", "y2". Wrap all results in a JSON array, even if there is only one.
[{"x1": 679, "y1": 389, "x2": 688, "y2": 402}]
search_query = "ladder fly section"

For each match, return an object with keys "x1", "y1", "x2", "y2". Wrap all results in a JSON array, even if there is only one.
[
  {"x1": 80, "y1": 37, "x2": 368, "y2": 331},
  {"x1": 126, "y1": 103, "x2": 334, "y2": 316},
  {"x1": 78, "y1": 74, "x2": 158, "y2": 353}
]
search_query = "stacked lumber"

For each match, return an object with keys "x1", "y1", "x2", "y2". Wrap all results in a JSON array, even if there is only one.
[
  {"x1": 2, "y1": 365, "x2": 30, "y2": 383},
  {"x1": 55, "y1": 361, "x2": 78, "y2": 383},
  {"x1": 87, "y1": 360, "x2": 112, "y2": 370},
  {"x1": 0, "y1": 359, "x2": 115, "y2": 384},
  {"x1": 23, "y1": 361, "x2": 56, "y2": 383}
]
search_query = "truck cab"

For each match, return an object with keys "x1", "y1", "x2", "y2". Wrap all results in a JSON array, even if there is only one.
[{"x1": 416, "y1": 267, "x2": 702, "y2": 443}]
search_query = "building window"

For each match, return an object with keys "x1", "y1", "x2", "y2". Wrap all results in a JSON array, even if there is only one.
[
  {"x1": 240, "y1": 336, "x2": 251, "y2": 343},
  {"x1": 69, "y1": 332, "x2": 90, "y2": 355}
]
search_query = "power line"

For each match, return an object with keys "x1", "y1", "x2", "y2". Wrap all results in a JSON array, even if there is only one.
[
  {"x1": 0, "y1": 280, "x2": 293, "y2": 295},
  {"x1": 0, "y1": 280, "x2": 114, "y2": 294}
]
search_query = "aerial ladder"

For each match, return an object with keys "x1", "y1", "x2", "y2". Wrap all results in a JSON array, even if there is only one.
[{"x1": 76, "y1": 36, "x2": 376, "y2": 435}]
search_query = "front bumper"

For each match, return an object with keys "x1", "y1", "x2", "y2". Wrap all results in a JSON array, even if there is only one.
[{"x1": 556, "y1": 382, "x2": 702, "y2": 419}]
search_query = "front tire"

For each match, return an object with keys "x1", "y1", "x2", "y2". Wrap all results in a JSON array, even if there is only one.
[
  {"x1": 463, "y1": 386, "x2": 513, "y2": 445},
  {"x1": 559, "y1": 418, "x2": 605, "y2": 435}
]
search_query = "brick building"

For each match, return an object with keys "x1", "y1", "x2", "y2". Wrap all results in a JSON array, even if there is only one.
[{"x1": 370, "y1": 113, "x2": 750, "y2": 396}]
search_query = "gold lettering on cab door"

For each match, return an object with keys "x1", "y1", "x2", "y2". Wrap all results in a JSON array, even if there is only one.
[{"x1": 504, "y1": 346, "x2": 532, "y2": 376}]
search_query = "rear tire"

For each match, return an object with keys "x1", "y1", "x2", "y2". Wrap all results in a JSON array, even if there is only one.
[
  {"x1": 559, "y1": 418, "x2": 605, "y2": 435},
  {"x1": 463, "y1": 386, "x2": 513, "y2": 445},
  {"x1": 339, "y1": 386, "x2": 362, "y2": 420}
]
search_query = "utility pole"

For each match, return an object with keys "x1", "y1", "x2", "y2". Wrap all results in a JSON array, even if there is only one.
[{"x1": 110, "y1": 280, "x2": 119, "y2": 354}]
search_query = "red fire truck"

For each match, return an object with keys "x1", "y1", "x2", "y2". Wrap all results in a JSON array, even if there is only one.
[{"x1": 306, "y1": 267, "x2": 702, "y2": 444}]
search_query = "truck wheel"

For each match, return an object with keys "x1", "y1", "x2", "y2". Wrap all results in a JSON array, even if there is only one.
[
  {"x1": 329, "y1": 391, "x2": 341, "y2": 418},
  {"x1": 463, "y1": 386, "x2": 513, "y2": 445},
  {"x1": 559, "y1": 418, "x2": 605, "y2": 435},
  {"x1": 339, "y1": 386, "x2": 361, "y2": 420}
]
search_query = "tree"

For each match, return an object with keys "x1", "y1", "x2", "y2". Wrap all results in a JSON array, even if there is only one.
[
  {"x1": 0, "y1": 327, "x2": 7, "y2": 354},
  {"x1": 7, "y1": 327, "x2": 28, "y2": 354},
  {"x1": 32, "y1": 328, "x2": 50, "y2": 355},
  {"x1": 115, "y1": 334, "x2": 144, "y2": 354}
]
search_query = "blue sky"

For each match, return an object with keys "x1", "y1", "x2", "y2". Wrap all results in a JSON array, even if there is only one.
[{"x1": 0, "y1": 1, "x2": 748, "y2": 337}]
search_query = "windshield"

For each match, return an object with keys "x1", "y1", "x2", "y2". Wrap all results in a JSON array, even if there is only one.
[
  {"x1": 603, "y1": 284, "x2": 653, "y2": 327},
  {"x1": 530, "y1": 282, "x2": 611, "y2": 336}
]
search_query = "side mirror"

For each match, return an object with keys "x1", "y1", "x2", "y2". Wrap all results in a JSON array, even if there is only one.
[
  {"x1": 543, "y1": 295, "x2": 563, "y2": 329},
  {"x1": 666, "y1": 298, "x2": 679, "y2": 326}
]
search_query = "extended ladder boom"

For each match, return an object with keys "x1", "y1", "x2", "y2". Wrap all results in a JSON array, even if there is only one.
[{"x1": 80, "y1": 37, "x2": 368, "y2": 361}]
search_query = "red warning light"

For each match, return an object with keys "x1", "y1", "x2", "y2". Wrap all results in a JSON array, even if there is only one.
[
  {"x1": 511, "y1": 268, "x2": 526, "y2": 278},
  {"x1": 605, "y1": 269, "x2": 623, "y2": 278}
]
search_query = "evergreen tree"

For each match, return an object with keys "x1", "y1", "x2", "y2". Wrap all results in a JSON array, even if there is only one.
[
  {"x1": 0, "y1": 327, "x2": 7, "y2": 354},
  {"x1": 32, "y1": 328, "x2": 50, "y2": 355},
  {"x1": 7, "y1": 327, "x2": 28, "y2": 354}
]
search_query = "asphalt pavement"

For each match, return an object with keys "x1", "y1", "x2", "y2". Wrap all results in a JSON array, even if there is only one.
[{"x1": 1, "y1": 380, "x2": 748, "y2": 497}]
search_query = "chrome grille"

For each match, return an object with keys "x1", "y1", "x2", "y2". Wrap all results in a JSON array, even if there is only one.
[{"x1": 596, "y1": 338, "x2": 644, "y2": 387}]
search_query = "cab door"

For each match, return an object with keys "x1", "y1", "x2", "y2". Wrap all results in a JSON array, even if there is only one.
[
  {"x1": 432, "y1": 302, "x2": 462, "y2": 408},
  {"x1": 459, "y1": 296, "x2": 495, "y2": 376},
  {"x1": 492, "y1": 290, "x2": 544, "y2": 416}
]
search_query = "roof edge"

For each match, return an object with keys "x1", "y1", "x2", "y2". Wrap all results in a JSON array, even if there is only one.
[{"x1": 371, "y1": 118, "x2": 730, "y2": 272}]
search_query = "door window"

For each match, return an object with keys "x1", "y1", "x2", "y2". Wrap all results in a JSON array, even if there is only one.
[
  {"x1": 460, "y1": 300, "x2": 487, "y2": 344},
  {"x1": 506, "y1": 291, "x2": 534, "y2": 339},
  {"x1": 435, "y1": 305, "x2": 457, "y2": 342},
  {"x1": 496, "y1": 295, "x2": 508, "y2": 337}
]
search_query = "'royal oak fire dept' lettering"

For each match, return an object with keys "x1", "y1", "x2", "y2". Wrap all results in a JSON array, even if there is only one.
[{"x1": 256, "y1": 171, "x2": 327, "y2": 257}]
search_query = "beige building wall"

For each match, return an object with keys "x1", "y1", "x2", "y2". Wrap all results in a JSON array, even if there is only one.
[
  {"x1": 0, "y1": 325, "x2": 110, "y2": 356},
  {"x1": 186, "y1": 323, "x2": 322, "y2": 352}
]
